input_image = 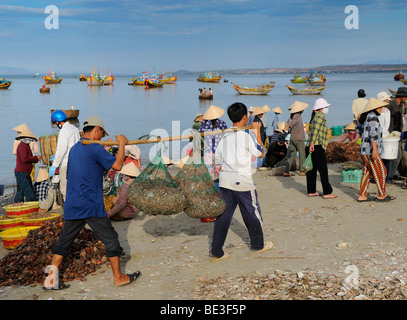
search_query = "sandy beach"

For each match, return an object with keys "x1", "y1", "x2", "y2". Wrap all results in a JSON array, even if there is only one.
[{"x1": 1, "y1": 161, "x2": 407, "y2": 301}]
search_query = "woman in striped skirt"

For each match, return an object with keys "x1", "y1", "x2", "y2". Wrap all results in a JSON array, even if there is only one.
[{"x1": 356, "y1": 97, "x2": 396, "y2": 202}]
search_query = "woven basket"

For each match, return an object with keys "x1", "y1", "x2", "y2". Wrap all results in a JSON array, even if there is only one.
[
  {"x1": 3, "y1": 201, "x2": 39, "y2": 218},
  {"x1": 38, "y1": 134, "x2": 58, "y2": 165}
]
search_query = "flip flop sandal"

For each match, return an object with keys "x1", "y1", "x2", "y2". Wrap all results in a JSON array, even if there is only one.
[
  {"x1": 308, "y1": 192, "x2": 321, "y2": 197},
  {"x1": 323, "y1": 194, "x2": 338, "y2": 199},
  {"x1": 357, "y1": 195, "x2": 374, "y2": 202},
  {"x1": 118, "y1": 271, "x2": 142, "y2": 287},
  {"x1": 42, "y1": 283, "x2": 70, "y2": 290},
  {"x1": 374, "y1": 195, "x2": 396, "y2": 202}
]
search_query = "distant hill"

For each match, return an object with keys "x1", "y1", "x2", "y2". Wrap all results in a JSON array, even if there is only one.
[
  {"x1": 175, "y1": 64, "x2": 407, "y2": 75},
  {"x1": 0, "y1": 65, "x2": 32, "y2": 75}
]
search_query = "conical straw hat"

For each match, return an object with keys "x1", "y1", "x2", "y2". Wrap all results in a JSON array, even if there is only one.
[
  {"x1": 120, "y1": 162, "x2": 140, "y2": 177},
  {"x1": 362, "y1": 97, "x2": 389, "y2": 114},
  {"x1": 12, "y1": 123, "x2": 30, "y2": 134},
  {"x1": 35, "y1": 167, "x2": 49, "y2": 183},
  {"x1": 15, "y1": 126, "x2": 37, "y2": 140},
  {"x1": 203, "y1": 105, "x2": 225, "y2": 120},
  {"x1": 253, "y1": 106, "x2": 266, "y2": 116},
  {"x1": 290, "y1": 101, "x2": 309, "y2": 113},
  {"x1": 345, "y1": 123, "x2": 356, "y2": 131},
  {"x1": 272, "y1": 106, "x2": 282, "y2": 114},
  {"x1": 274, "y1": 121, "x2": 286, "y2": 133},
  {"x1": 263, "y1": 105, "x2": 272, "y2": 112}
]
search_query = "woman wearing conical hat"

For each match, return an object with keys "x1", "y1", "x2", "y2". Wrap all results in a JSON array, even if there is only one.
[
  {"x1": 270, "y1": 106, "x2": 282, "y2": 132},
  {"x1": 198, "y1": 105, "x2": 228, "y2": 181},
  {"x1": 284, "y1": 101, "x2": 308, "y2": 176},
  {"x1": 340, "y1": 123, "x2": 360, "y2": 144},
  {"x1": 13, "y1": 126, "x2": 41, "y2": 202},
  {"x1": 108, "y1": 162, "x2": 140, "y2": 221},
  {"x1": 356, "y1": 97, "x2": 396, "y2": 202}
]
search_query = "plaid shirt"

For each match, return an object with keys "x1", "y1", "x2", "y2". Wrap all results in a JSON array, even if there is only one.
[
  {"x1": 35, "y1": 180, "x2": 50, "y2": 201},
  {"x1": 357, "y1": 111, "x2": 383, "y2": 155},
  {"x1": 306, "y1": 111, "x2": 329, "y2": 150}
]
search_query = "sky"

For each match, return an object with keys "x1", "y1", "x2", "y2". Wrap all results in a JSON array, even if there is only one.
[{"x1": 0, "y1": 0, "x2": 406, "y2": 74}]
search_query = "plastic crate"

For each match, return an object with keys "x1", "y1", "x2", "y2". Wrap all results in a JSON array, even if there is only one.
[{"x1": 341, "y1": 169, "x2": 362, "y2": 183}]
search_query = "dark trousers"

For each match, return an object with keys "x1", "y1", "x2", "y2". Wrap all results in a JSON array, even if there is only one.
[
  {"x1": 14, "y1": 171, "x2": 36, "y2": 203},
  {"x1": 52, "y1": 216, "x2": 122, "y2": 258},
  {"x1": 305, "y1": 145, "x2": 333, "y2": 195},
  {"x1": 211, "y1": 188, "x2": 264, "y2": 258}
]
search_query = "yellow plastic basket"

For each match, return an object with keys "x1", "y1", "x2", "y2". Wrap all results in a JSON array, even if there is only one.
[
  {"x1": 23, "y1": 213, "x2": 59, "y2": 227},
  {"x1": 0, "y1": 216, "x2": 24, "y2": 231},
  {"x1": 3, "y1": 201, "x2": 39, "y2": 218},
  {"x1": 0, "y1": 226, "x2": 39, "y2": 249}
]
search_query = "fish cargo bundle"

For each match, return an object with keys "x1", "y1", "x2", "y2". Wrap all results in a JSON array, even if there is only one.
[
  {"x1": 38, "y1": 134, "x2": 58, "y2": 165},
  {"x1": 127, "y1": 153, "x2": 186, "y2": 216},
  {"x1": 174, "y1": 155, "x2": 225, "y2": 219}
]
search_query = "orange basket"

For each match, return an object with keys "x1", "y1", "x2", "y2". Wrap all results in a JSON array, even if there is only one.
[
  {"x1": 3, "y1": 201, "x2": 39, "y2": 218},
  {"x1": 0, "y1": 226, "x2": 39, "y2": 250},
  {"x1": 0, "y1": 216, "x2": 24, "y2": 231},
  {"x1": 23, "y1": 213, "x2": 59, "y2": 227}
]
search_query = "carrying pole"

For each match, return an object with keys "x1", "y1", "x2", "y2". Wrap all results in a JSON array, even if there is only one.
[{"x1": 81, "y1": 125, "x2": 254, "y2": 146}]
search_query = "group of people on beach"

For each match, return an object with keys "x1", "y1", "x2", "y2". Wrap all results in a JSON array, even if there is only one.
[{"x1": 10, "y1": 84, "x2": 407, "y2": 289}]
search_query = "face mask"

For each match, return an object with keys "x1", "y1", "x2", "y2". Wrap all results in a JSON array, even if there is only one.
[{"x1": 321, "y1": 108, "x2": 329, "y2": 115}]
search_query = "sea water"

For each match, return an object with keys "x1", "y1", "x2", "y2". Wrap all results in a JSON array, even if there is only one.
[{"x1": 0, "y1": 72, "x2": 402, "y2": 187}]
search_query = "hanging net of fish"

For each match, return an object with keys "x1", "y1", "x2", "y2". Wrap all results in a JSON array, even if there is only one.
[
  {"x1": 174, "y1": 130, "x2": 225, "y2": 218},
  {"x1": 127, "y1": 147, "x2": 186, "y2": 216}
]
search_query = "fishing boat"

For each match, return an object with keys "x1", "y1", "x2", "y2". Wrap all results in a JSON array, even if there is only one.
[
  {"x1": 131, "y1": 72, "x2": 149, "y2": 85},
  {"x1": 304, "y1": 74, "x2": 326, "y2": 86},
  {"x1": 159, "y1": 69, "x2": 177, "y2": 84},
  {"x1": 50, "y1": 107, "x2": 79, "y2": 119},
  {"x1": 0, "y1": 76, "x2": 12, "y2": 89},
  {"x1": 44, "y1": 71, "x2": 62, "y2": 84},
  {"x1": 287, "y1": 85, "x2": 325, "y2": 95},
  {"x1": 87, "y1": 67, "x2": 104, "y2": 86},
  {"x1": 197, "y1": 71, "x2": 221, "y2": 83},
  {"x1": 232, "y1": 83, "x2": 271, "y2": 95},
  {"x1": 199, "y1": 93, "x2": 213, "y2": 100},
  {"x1": 101, "y1": 74, "x2": 115, "y2": 85},
  {"x1": 39, "y1": 86, "x2": 50, "y2": 93},
  {"x1": 290, "y1": 74, "x2": 306, "y2": 83},
  {"x1": 145, "y1": 78, "x2": 163, "y2": 88},
  {"x1": 79, "y1": 73, "x2": 87, "y2": 81},
  {"x1": 394, "y1": 70, "x2": 405, "y2": 81}
]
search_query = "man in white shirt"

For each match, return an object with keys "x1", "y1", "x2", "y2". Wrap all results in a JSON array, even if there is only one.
[
  {"x1": 352, "y1": 89, "x2": 369, "y2": 123},
  {"x1": 49, "y1": 110, "x2": 81, "y2": 201},
  {"x1": 211, "y1": 102, "x2": 273, "y2": 261}
]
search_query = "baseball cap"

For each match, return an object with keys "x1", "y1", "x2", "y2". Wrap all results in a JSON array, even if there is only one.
[{"x1": 83, "y1": 116, "x2": 109, "y2": 137}]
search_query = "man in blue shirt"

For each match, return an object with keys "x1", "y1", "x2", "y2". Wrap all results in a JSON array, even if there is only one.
[{"x1": 44, "y1": 116, "x2": 141, "y2": 289}]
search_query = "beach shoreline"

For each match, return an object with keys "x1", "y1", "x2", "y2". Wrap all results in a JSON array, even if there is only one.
[{"x1": 1, "y1": 161, "x2": 406, "y2": 300}]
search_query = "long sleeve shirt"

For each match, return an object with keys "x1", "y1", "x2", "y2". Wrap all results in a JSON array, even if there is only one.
[
  {"x1": 287, "y1": 113, "x2": 306, "y2": 141},
  {"x1": 53, "y1": 122, "x2": 81, "y2": 168},
  {"x1": 306, "y1": 112, "x2": 329, "y2": 150},
  {"x1": 358, "y1": 111, "x2": 383, "y2": 156},
  {"x1": 15, "y1": 142, "x2": 39, "y2": 173}
]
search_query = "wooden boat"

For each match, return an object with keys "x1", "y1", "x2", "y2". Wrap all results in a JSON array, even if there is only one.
[
  {"x1": 394, "y1": 70, "x2": 405, "y2": 81},
  {"x1": 44, "y1": 71, "x2": 62, "y2": 84},
  {"x1": 199, "y1": 93, "x2": 213, "y2": 100},
  {"x1": 50, "y1": 108, "x2": 79, "y2": 119},
  {"x1": 197, "y1": 71, "x2": 221, "y2": 83},
  {"x1": 79, "y1": 74, "x2": 87, "y2": 81},
  {"x1": 287, "y1": 85, "x2": 325, "y2": 95},
  {"x1": 145, "y1": 79, "x2": 163, "y2": 88},
  {"x1": 388, "y1": 88, "x2": 397, "y2": 97},
  {"x1": 290, "y1": 74, "x2": 306, "y2": 83},
  {"x1": 39, "y1": 86, "x2": 50, "y2": 93},
  {"x1": 102, "y1": 74, "x2": 114, "y2": 85},
  {"x1": 232, "y1": 83, "x2": 271, "y2": 95},
  {"x1": 160, "y1": 75, "x2": 177, "y2": 84},
  {"x1": 0, "y1": 77, "x2": 12, "y2": 89}
]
